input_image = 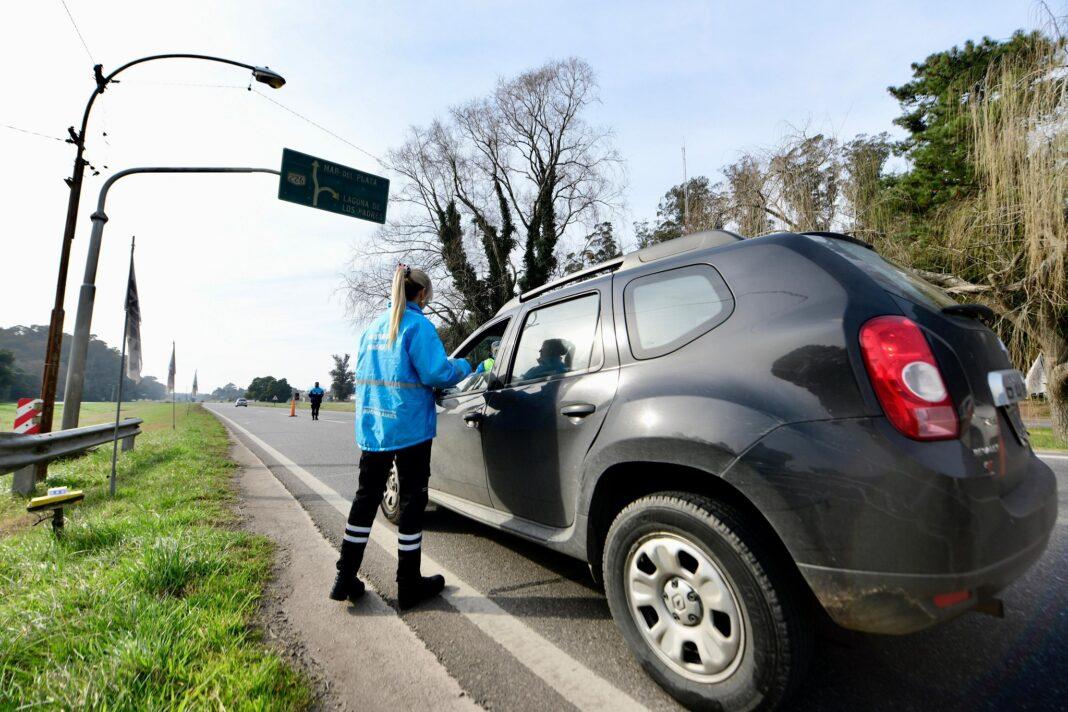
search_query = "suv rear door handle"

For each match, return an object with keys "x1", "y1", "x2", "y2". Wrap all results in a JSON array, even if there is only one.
[{"x1": 561, "y1": 403, "x2": 596, "y2": 418}]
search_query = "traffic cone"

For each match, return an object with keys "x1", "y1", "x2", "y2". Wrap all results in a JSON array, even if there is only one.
[{"x1": 289, "y1": 396, "x2": 297, "y2": 417}]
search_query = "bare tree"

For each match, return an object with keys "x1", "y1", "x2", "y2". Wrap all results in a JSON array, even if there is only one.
[
  {"x1": 723, "y1": 153, "x2": 773, "y2": 236},
  {"x1": 633, "y1": 177, "x2": 730, "y2": 246},
  {"x1": 466, "y1": 58, "x2": 624, "y2": 290},
  {"x1": 764, "y1": 132, "x2": 841, "y2": 231},
  {"x1": 342, "y1": 58, "x2": 623, "y2": 339},
  {"x1": 840, "y1": 133, "x2": 894, "y2": 241}
]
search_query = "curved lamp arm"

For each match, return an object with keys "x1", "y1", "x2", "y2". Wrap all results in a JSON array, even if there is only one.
[{"x1": 76, "y1": 53, "x2": 285, "y2": 143}]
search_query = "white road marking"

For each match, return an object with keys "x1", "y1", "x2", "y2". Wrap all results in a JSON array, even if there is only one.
[
  {"x1": 210, "y1": 407, "x2": 645, "y2": 712},
  {"x1": 1037, "y1": 452, "x2": 1068, "y2": 462}
]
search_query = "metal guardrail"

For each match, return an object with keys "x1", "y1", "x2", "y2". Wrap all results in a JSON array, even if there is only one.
[{"x1": 0, "y1": 418, "x2": 143, "y2": 494}]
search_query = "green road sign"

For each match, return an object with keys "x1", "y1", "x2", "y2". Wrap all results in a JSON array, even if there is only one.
[{"x1": 278, "y1": 148, "x2": 389, "y2": 224}]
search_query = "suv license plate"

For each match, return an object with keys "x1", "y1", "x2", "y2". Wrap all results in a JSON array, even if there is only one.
[{"x1": 988, "y1": 369, "x2": 1027, "y2": 407}]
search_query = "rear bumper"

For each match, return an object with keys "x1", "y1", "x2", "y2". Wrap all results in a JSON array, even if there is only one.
[
  {"x1": 724, "y1": 417, "x2": 1058, "y2": 634},
  {"x1": 797, "y1": 526, "x2": 1051, "y2": 634}
]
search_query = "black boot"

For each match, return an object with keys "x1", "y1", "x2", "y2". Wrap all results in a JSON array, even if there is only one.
[
  {"x1": 398, "y1": 574, "x2": 445, "y2": 610},
  {"x1": 397, "y1": 540, "x2": 444, "y2": 609},
  {"x1": 329, "y1": 571, "x2": 366, "y2": 602}
]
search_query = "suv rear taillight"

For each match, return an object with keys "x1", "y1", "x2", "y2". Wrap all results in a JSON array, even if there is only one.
[{"x1": 859, "y1": 316, "x2": 958, "y2": 441}]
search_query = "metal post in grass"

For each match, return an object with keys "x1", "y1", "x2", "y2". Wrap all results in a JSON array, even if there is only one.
[{"x1": 109, "y1": 237, "x2": 136, "y2": 497}]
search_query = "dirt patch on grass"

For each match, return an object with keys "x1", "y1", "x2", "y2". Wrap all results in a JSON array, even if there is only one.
[{"x1": 0, "y1": 511, "x2": 35, "y2": 538}]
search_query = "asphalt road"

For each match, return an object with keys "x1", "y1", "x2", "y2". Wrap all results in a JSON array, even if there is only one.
[{"x1": 206, "y1": 404, "x2": 1067, "y2": 711}]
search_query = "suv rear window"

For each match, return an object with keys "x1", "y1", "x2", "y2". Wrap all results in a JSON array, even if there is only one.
[
  {"x1": 624, "y1": 264, "x2": 734, "y2": 359},
  {"x1": 804, "y1": 234, "x2": 956, "y2": 309}
]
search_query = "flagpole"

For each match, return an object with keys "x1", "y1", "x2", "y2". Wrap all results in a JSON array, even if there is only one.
[
  {"x1": 171, "y1": 341, "x2": 176, "y2": 430},
  {"x1": 109, "y1": 237, "x2": 135, "y2": 496}
]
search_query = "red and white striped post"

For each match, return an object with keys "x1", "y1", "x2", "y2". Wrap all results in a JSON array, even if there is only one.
[
  {"x1": 12, "y1": 398, "x2": 43, "y2": 495},
  {"x1": 14, "y1": 398, "x2": 43, "y2": 435}
]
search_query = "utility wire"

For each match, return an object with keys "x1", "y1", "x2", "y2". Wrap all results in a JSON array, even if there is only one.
[
  {"x1": 119, "y1": 80, "x2": 249, "y2": 90},
  {"x1": 91, "y1": 77, "x2": 391, "y2": 172},
  {"x1": 58, "y1": 0, "x2": 95, "y2": 63},
  {"x1": 1, "y1": 123, "x2": 65, "y2": 142},
  {"x1": 250, "y1": 87, "x2": 390, "y2": 170}
]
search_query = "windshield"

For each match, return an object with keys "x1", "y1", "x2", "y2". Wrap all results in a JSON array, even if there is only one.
[{"x1": 805, "y1": 235, "x2": 956, "y2": 309}]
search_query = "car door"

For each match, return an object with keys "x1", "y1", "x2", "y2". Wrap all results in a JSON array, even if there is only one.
[
  {"x1": 481, "y1": 284, "x2": 618, "y2": 528},
  {"x1": 430, "y1": 317, "x2": 512, "y2": 507}
]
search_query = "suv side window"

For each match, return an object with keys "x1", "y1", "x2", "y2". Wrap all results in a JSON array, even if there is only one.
[
  {"x1": 443, "y1": 318, "x2": 510, "y2": 395},
  {"x1": 509, "y1": 293, "x2": 601, "y2": 386},
  {"x1": 624, "y1": 264, "x2": 733, "y2": 359}
]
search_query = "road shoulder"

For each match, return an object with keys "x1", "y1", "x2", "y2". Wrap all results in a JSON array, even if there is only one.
[{"x1": 228, "y1": 427, "x2": 480, "y2": 711}]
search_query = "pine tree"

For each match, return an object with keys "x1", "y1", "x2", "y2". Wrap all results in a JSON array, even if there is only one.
[{"x1": 329, "y1": 354, "x2": 356, "y2": 401}]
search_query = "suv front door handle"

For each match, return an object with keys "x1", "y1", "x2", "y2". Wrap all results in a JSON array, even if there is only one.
[
  {"x1": 463, "y1": 410, "x2": 484, "y2": 428},
  {"x1": 560, "y1": 403, "x2": 596, "y2": 418}
]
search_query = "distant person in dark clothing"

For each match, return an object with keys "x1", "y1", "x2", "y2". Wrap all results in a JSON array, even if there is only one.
[{"x1": 309, "y1": 382, "x2": 325, "y2": 420}]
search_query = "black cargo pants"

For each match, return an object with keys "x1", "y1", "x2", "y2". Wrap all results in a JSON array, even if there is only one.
[
  {"x1": 310, "y1": 398, "x2": 322, "y2": 419},
  {"x1": 336, "y1": 439, "x2": 432, "y2": 582}
]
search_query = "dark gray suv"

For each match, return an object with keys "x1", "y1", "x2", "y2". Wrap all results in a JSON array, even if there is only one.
[{"x1": 381, "y1": 230, "x2": 1057, "y2": 710}]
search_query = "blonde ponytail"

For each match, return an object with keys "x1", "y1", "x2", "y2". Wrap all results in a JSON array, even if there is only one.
[
  {"x1": 387, "y1": 265, "x2": 408, "y2": 346},
  {"x1": 387, "y1": 264, "x2": 434, "y2": 345}
]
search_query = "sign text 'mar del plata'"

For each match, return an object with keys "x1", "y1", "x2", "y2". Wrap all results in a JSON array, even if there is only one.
[{"x1": 278, "y1": 148, "x2": 389, "y2": 224}]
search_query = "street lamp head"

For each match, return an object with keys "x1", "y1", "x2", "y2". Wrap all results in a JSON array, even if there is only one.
[{"x1": 252, "y1": 66, "x2": 286, "y2": 89}]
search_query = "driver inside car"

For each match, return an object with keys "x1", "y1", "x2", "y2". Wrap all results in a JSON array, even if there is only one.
[{"x1": 520, "y1": 338, "x2": 572, "y2": 381}]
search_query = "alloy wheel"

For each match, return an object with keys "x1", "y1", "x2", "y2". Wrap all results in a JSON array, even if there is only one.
[{"x1": 382, "y1": 467, "x2": 400, "y2": 517}]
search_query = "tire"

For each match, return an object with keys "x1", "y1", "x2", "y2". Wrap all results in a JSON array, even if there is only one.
[
  {"x1": 379, "y1": 466, "x2": 402, "y2": 524},
  {"x1": 602, "y1": 493, "x2": 813, "y2": 711}
]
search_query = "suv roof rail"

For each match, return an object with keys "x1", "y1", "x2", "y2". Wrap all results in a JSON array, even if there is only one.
[
  {"x1": 518, "y1": 256, "x2": 626, "y2": 303},
  {"x1": 802, "y1": 231, "x2": 874, "y2": 250}
]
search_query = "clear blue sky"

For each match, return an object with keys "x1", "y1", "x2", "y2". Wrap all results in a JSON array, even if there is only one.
[{"x1": 0, "y1": 0, "x2": 1045, "y2": 393}]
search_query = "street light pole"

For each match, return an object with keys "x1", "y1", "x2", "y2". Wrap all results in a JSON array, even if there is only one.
[
  {"x1": 60, "y1": 166, "x2": 282, "y2": 430},
  {"x1": 39, "y1": 55, "x2": 285, "y2": 447}
]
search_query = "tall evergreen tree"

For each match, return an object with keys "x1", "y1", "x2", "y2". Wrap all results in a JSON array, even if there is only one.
[
  {"x1": 887, "y1": 31, "x2": 1049, "y2": 214},
  {"x1": 329, "y1": 354, "x2": 356, "y2": 401}
]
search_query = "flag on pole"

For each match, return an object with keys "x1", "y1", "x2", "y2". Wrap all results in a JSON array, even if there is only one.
[
  {"x1": 191, "y1": 370, "x2": 198, "y2": 401},
  {"x1": 124, "y1": 257, "x2": 142, "y2": 383},
  {"x1": 167, "y1": 342, "x2": 176, "y2": 393}
]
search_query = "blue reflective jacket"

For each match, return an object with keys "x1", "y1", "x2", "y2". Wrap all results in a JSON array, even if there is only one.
[
  {"x1": 354, "y1": 301, "x2": 472, "y2": 451},
  {"x1": 308, "y1": 386, "x2": 325, "y2": 396}
]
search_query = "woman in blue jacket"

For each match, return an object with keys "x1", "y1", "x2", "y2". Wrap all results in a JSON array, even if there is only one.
[{"x1": 330, "y1": 264, "x2": 472, "y2": 609}]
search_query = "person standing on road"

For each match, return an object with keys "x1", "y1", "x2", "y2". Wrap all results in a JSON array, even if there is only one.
[
  {"x1": 308, "y1": 382, "x2": 325, "y2": 420},
  {"x1": 330, "y1": 263, "x2": 472, "y2": 609}
]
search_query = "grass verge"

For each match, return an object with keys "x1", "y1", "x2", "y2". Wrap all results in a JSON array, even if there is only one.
[
  {"x1": 0, "y1": 403, "x2": 310, "y2": 710},
  {"x1": 1027, "y1": 427, "x2": 1068, "y2": 452}
]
